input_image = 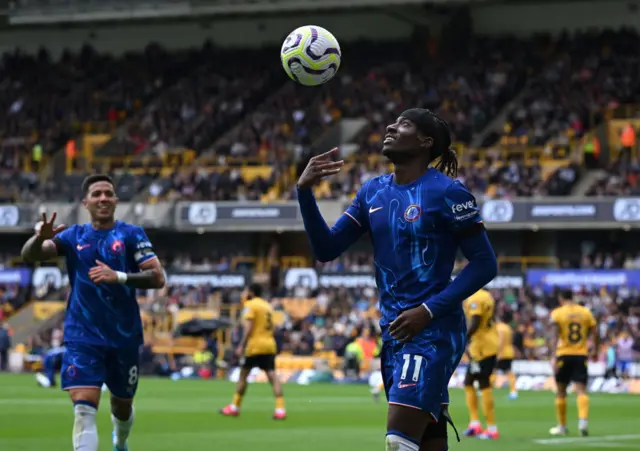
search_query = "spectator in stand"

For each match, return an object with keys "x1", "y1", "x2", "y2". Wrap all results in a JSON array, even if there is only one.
[
  {"x1": 0, "y1": 321, "x2": 11, "y2": 371},
  {"x1": 586, "y1": 156, "x2": 640, "y2": 197}
]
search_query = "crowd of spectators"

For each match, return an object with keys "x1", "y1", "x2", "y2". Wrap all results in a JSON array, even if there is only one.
[
  {"x1": 587, "y1": 157, "x2": 640, "y2": 197},
  {"x1": 104, "y1": 42, "x2": 282, "y2": 159},
  {"x1": 4, "y1": 30, "x2": 639, "y2": 202},
  {"x1": 498, "y1": 29, "x2": 640, "y2": 148},
  {"x1": 131, "y1": 35, "x2": 538, "y2": 201},
  {"x1": 282, "y1": 152, "x2": 581, "y2": 201},
  {"x1": 1, "y1": 44, "x2": 191, "y2": 153},
  {"x1": 0, "y1": 43, "x2": 216, "y2": 202}
]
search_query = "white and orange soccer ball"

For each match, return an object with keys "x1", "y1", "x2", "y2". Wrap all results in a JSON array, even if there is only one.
[{"x1": 280, "y1": 25, "x2": 341, "y2": 86}]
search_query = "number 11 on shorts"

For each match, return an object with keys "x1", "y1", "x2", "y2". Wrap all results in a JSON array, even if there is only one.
[{"x1": 401, "y1": 354, "x2": 424, "y2": 382}]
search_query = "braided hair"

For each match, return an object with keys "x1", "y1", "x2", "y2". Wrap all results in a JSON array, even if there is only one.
[
  {"x1": 426, "y1": 111, "x2": 458, "y2": 178},
  {"x1": 399, "y1": 108, "x2": 459, "y2": 178}
]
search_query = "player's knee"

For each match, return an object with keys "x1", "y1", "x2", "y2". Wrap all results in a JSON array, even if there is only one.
[
  {"x1": 574, "y1": 383, "x2": 587, "y2": 395},
  {"x1": 69, "y1": 387, "x2": 101, "y2": 408},
  {"x1": 386, "y1": 433, "x2": 419, "y2": 451},
  {"x1": 110, "y1": 395, "x2": 133, "y2": 420}
]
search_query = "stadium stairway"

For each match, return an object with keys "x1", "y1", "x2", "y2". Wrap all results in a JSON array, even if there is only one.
[
  {"x1": 6, "y1": 302, "x2": 37, "y2": 345},
  {"x1": 470, "y1": 83, "x2": 532, "y2": 148},
  {"x1": 39, "y1": 48, "x2": 226, "y2": 181},
  {"x1": 310, "y1": 117, "x2": 369, "y2": 159},
  {"x1": 126, "y1": 80, "x2": 293, "y2": 204},
  {"x1": 11, "y1": 307, "x2": 65, "y2": 347},
  {"x1": 572, "y1": 168, "x2": 606, "y2": 196}
]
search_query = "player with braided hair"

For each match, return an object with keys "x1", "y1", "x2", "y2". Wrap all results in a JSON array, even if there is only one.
[{"x1": 296, "y1": 108, "x2": 497, "y2": 451}]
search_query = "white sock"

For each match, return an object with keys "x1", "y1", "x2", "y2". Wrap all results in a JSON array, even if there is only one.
[
  {"x1": 385, "y1": 434, "x2": 419, "y2": 451},
  {"x1": 73, "y1": 403, "x2": 99, "y2": 451},
  {"x1": 579, "y1": 418, "x2": 588, "y2": 429},
  {"x1": 112, "y1": 407, "x2": 135, "y2": 449}
]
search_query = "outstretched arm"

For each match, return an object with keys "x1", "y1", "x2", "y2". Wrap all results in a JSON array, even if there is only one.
[{"x1": 297, "y1": 187, "x2": 366, "y2": 262}]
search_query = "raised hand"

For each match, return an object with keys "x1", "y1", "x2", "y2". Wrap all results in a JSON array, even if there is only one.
[
  {"x1": 297, "y1": 147, "x2": 345, "y2": 189},
  {"x1": 35, "y1": 212, "x2": 65, "y2": 240}
]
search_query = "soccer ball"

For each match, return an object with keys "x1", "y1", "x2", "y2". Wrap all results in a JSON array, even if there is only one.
[{"x1": 280, "y1": 25, "x2": 341, "y2": 86}]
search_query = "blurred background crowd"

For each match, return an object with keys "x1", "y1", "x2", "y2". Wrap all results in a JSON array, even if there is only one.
[
  {"x1": 0, "y1": 2, "x2": 639, "y2": 381},
  {"x1": 2, "y1": 28, "x2": 640, "y2": 205}
]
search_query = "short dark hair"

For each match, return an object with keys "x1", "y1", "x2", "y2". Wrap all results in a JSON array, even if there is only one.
[
  {"x1": 248, "y1": 283, "x2": 263, "y2": 298},
  {"x1": 82, "y1": 174, "x2": 115, "y2": 196},
  {"x1": 501, "y1": 310, "x2": 513, "y2": 323},
  {"x1": 558, "y1": 289, "x2": 573, "y2": 302}
]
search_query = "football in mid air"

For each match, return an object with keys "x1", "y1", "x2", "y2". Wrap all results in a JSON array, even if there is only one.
[{"x1": 280, "y1": 25, "x2": 341, "y2": 86}]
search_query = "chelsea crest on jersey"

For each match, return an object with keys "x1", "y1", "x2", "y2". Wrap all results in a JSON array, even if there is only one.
[{"x1": 344, "y1": 168, "x2": 482, "y2": 327}]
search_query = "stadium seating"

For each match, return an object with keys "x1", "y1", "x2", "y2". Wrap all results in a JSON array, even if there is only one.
[
  {"x1": 497, "y1": 29, "x2": 640, "y2": 149},
  {"x1": 124, "y1": 36, "x2": 537, "y2": 201},
  {"x1": 6, "y1": 31, "x2": 636, "y2": 201}
]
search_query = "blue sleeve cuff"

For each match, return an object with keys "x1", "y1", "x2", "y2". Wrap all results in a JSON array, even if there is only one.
[{"x1": 421, "y1": 303, "x2": 434, "y2": 319}]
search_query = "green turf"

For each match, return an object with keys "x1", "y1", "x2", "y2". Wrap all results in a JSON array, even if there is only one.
[{"x1": 0, "y1": 373, "x2": 637, "y2": 450}]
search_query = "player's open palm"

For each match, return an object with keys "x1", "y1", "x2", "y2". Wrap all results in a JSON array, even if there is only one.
[
  {"x1": 89, "y1": 260, "x2": 118, "y2": 284},
  {"x1": 297, "y1": 147, "x2": 345, "y2": 189},
  {"x1": 35, "y1": 212, "x2": 65, "y2": 240}
]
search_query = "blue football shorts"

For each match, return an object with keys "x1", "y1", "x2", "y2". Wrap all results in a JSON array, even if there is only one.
[
  {"x1": 380, "y1": 327, "x2": 465, "y2": 420},
  {"x1": 61, "y1": 342, "x2": 141, "y2": 399}
]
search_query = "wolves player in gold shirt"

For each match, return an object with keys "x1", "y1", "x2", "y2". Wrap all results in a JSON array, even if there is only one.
[
  {"x1": 463, "y1": 289, "x2": 499, "y2": 440},
  {"x1": 220, "y1": 284, "x2": 286, "y2": 420},
  {"x1": 549, "y1": 290, "x2": 598, "y2": 437},
  {"x1": 496, "y1": 311, "x2": 518, "y2": 400}
]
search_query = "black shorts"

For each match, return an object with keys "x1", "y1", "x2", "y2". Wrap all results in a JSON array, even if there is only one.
[
  {"x1": 421, "y1": 405, "x2": 456, "y2": 443},
  {"x1": 464, "y1": 355, "x2": 497, "y2": 386},
  {"x1": 242, "y1": 354, "x2": 276, "y2": 371},
  {"x1": 495, "y1": 358, "x2": 513, "y2": 372},
  {"x1": 555, "y1": 355, "x2": 588, "y2": 385}
]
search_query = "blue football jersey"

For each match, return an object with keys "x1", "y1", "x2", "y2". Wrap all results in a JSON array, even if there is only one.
[
  {"x1": 53, "y1": 220, "x2": 157, "y2": 348},
  {"x1": 345, "y1": 168, "x2": 482, "y2": 333}
]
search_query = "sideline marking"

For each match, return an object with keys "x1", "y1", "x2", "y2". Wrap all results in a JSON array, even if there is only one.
[{"x1": 535, "y1": 434, "x2": 640, "y2": 445}]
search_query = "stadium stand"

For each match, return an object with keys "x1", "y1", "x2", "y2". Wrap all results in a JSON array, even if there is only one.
[
  {"x1": 496, "y1": 29, "x2": 640, "y2": 148},
  {"x1": 0, "y1": 8, "x2": 638, "y2": 444},
  {"x1": 5, "y1": 29, "x2": 640, "y2": 202}
]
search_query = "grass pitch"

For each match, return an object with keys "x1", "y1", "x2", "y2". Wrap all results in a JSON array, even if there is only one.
[{"x1": 0, "y1": 373, "x2": 637, "y2": 450}]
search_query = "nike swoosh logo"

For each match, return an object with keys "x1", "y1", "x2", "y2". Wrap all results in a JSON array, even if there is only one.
[
  {"x1": 369, "y1": 206, "x2": 383, "y2": 214},
  {"x1": 76, "y1": 244, "x2": 91, "y2": 250},
  {"x1": 398, "y1": 382, "x2": 417, "y2": 388}
]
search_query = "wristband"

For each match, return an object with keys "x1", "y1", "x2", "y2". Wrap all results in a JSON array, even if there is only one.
[
  {"x1": 421, "y1": 303, "x2": 433, "y2": 319},
  {"x1": 116, "y1": 271, "x2": 128, "y2": 284}
]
